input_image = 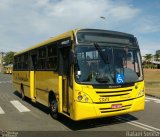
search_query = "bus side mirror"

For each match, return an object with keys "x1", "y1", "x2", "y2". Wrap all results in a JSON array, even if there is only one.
[{"x1": 70, "y1": 50, "x2": 77, "y2": 64}]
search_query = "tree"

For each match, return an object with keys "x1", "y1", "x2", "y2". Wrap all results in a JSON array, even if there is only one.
[
  {"x1": 144, "y1": 54, "x2": 153, "y2": 63},
  {"x1": 2, "y1": 51, "x2": 15, "y2": 66}
]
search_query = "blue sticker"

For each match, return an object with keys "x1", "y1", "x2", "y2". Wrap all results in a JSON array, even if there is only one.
[{"x1": 116, "y1": 73, "x2": 124, "y2": 84}]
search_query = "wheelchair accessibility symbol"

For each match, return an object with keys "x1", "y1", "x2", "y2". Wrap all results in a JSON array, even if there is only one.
[{"x1": 116, "y1": 74, "x2": 124, "y2": 84}]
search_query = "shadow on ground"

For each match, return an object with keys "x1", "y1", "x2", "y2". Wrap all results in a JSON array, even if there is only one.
[
  {"x1": 13, "y1": 90, "x2": 138, "y2": 131},
  {"x1": 57, "y1": 114, "x2": 138, "y2": 130},
  {"x1": 13, "y1": 91, "x2": 50, "y2": 114}
]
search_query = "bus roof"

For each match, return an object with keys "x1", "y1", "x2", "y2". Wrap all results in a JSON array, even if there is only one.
[
  {"x1": 14, "y1": 29, "x2": 77, "y2": 56},
  {"x1": 14, "y1": 29, "x2": 135, "y2": 56},
  {"x1": 78, "y1": 29, "x2": 134, "y2": 38}
]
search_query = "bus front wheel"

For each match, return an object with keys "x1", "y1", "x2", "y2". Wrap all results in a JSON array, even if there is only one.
[{"x1": 50, "y1": 100, "x2": 59, "y2": 119}]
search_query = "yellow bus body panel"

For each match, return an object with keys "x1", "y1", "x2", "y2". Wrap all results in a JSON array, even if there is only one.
[
  {"x1": 35, "y1": 71, "x2": 59, "y2": 106},
  {"x1": 13, "y1": 71, "x2": 30, "y2": 97}
]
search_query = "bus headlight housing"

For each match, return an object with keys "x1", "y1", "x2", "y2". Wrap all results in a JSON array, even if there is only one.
[
  {"x1": 78, "y1": 95, "x2": 83, "y2": 101},
  {"x1": 85, "y1": 97, "x2": 89, "y2": 102},
  {"x1": 138, "y1": 89, "x2": 145, "y2": 97},
  {"x1": 77, "y1": 92, "x2": 92, "y2": 103}
]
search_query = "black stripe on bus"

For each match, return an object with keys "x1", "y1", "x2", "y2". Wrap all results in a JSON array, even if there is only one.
[
  {"x1": 92, "y1": 83, "x2": 135, "y2": 89},
  {"x1": 96, "y1": 89, "x2": 132, "y2": 93},
  {"x1": 99, "y1": 93, "x2": 130, "y2": 97},
  {"x1": 13, "y1": 81, "x2": 30, "y2": 87},
  {"x1": 36, "y1": 88, "x2": 48, "y2": 92},
  {"x1": 94, "y1": 95, "x2": 144, "y2": 104},
  {"x1": 13, "y1": 81, "x2": 54, "y2": 93}
]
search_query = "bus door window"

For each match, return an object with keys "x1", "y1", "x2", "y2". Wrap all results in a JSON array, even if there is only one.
[
  {"x1": 61, "y1": 47, "x2": 70, "y2": 76},
  {"x1": 61, "y1": 46, "x2": 72, "y2": 88}
]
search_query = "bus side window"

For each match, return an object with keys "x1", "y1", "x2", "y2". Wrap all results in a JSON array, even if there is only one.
[
  {"x1": 17, "y1": 56, "x2": 22, "y2": 70},
  {"x1": 47, "y1": 43, "x2": 58, "y2": 71},
  {"x1": 37, "y1": 48, "x2": 46, "y2": 70},
  {"x1": 23, "y1": 53, "x2": 28, "y2": 70},
  {"x1": 13, "y1": 56, "x2": 18, "y2": 70},
  {"x1": 31, "y1": 54, "x2": 37, "y2": 70}
]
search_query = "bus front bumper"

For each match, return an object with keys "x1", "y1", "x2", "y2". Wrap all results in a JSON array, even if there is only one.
[{"x1": 73, "y1": 96, "x2": 145, "y2": 121}]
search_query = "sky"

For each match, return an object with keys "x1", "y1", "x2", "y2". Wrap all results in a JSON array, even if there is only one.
[{"x1": 0, "y1": 0, "x2": 160, "y2": 56}]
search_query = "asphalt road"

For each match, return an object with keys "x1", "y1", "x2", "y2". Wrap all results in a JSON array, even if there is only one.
[{"x1": 0, "y1": 73, "x2": 160, "y2": 137}]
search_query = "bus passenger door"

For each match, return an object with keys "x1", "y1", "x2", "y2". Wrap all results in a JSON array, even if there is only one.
[{"x1": 59, "y1": 44, "x2": 72, "y2": 115}]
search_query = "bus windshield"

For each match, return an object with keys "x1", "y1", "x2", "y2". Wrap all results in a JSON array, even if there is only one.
[{"x1": 74, "y1": 44, "x2": 143, "y2": 85}]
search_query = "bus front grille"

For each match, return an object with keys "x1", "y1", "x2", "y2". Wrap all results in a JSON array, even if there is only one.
[
  {"x1": 96, "y1": 89, "x2": 132, "y2": 97},
  {"x1": 99, "y1": 104, "x2": 132, "y2": 113}
]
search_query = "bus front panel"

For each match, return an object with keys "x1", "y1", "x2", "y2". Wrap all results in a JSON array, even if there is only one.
[{"x1": 72, "y1": 81, "x2": 145, "y2": 121}]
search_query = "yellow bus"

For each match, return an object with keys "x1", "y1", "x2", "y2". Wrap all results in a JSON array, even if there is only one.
[
  {"x1": 13, "y1": 29, "x2": 145, "y2": 121},
  {"x1": 3, "y1": 64, "x2": 13, "y2": 74}
]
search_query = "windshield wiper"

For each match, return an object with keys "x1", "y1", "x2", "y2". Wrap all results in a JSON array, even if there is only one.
[
  {"x1": 93, "y1": 43, "x2": 113, "y2": 83},
  {"x1": 93, "y1": 42, "x2": 109, "y2": 64}
]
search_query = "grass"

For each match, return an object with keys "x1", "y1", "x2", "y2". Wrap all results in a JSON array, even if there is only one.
[
  {"x1": 144, "y1": 69, "x2": 160, "y2": 97},
  {"x1": 144, "y1": 70, "x2": 160, "y2": 82}
]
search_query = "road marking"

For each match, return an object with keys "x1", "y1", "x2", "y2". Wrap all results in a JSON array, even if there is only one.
[
  {"x1": 116, "y1": 116, "x2": 160, "y2": 132},
  {"x1": 155, "y1": 100, "x2": 160, "y2": 103},
  {"x1": 0, "y1": 81, "x2": 12, "y2": 84},
  {"x1": 146, "y1": 97, "x2": 160, "y2": 104},
  {"x1": 145, "y1": 99, "x2": 150, "y2": 102},
  {"x1": 0, "y1": 107, "x2": 5, "y2": 114},
  {"x1": 146, "y1": 97, "x2": 160, "y2": 101},
  {"x1": 10, "y1": 100, "x2": 30, "y2": 112}
]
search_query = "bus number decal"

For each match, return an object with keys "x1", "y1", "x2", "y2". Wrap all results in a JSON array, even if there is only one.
[{"x1": 99, "y1": 97, "x2": 109, "y2": 102}]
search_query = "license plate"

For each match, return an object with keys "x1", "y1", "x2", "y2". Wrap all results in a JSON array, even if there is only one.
[{"x1": 112, "y1": 104, "x2": 122, "y2": 109}]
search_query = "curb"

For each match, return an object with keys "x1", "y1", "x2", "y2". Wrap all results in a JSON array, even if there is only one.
[{"x1": 146, "y1": 93, "x2": 160, "y2": 99}]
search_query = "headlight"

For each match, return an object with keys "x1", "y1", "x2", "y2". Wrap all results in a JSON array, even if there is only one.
[
  {"x1": 138, "y1": 90, "x2": 145, "y2": 97},
  {"x1": 77, "y1": 91, "x2": 92, "y2": 103},
  {"x1": 78, "y1": 95, "x2": 83, "y2": 101}
]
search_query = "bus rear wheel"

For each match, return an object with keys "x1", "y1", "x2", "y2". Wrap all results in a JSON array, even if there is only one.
[{"x1": 50, "y1": 100, "x2": 59, "y2": 119}]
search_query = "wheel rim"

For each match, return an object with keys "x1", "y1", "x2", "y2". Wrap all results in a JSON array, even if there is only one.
[
  {"x1": 50, "y1": 101, "x2": 58, "y2": 118},
  {"x1": 51, "y1": 104, "x2": 56, "y2": 113}
]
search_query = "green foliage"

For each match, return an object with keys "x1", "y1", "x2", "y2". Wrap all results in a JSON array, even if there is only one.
[
  {"x1": 3, "y1": 51, "x2": 15, "y2": 66},
  {"x1": 144, "y1": 54, "x2": 153, "y2": 63}
]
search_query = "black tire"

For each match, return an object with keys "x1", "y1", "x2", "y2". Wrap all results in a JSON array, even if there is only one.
[
  {"x1": 50, "y1": 100, "x2": 59, "y2": 119},
  {"x1": 21, "y1": 87, "x2": 25, "y2": 100}
]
